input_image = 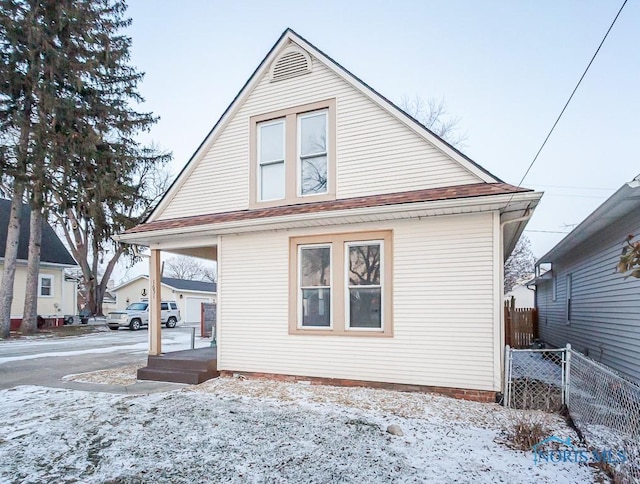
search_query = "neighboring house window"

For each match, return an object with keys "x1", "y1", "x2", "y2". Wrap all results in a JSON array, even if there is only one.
[
  {"x1": 299, "y1": 110, "x2": 328, "y2": 196},
  {"x1": 39, "y1": 275, "x2": 53, "y2": 297},
  {"x1": 289, "y1": 230, "x2": 392, "y2": 337},
  {"x1": 566, "y1": 274, "x2": 572, "y2": 324},
  {"x1": 299, "y1": 244, "x2": 331, "y2": 328},
  {"x1": 258, "y1": 119, "x2": 285, "y2": 201},
  {"x1": 250, "y1": 99, "x2": 336, "y2": 208},
  {"x1": 346, "y1": 241, "x2": 383, "y2": 329}
]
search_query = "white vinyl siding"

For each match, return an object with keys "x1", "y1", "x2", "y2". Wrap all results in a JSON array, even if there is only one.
[
  {"x1": 218, "y1": 213, "x2": 497, "y2": 391},
  {"x1": 156, "y1": 56, "x2": 481, "y2": 221}
]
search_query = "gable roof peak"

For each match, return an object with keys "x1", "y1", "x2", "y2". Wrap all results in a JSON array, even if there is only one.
[{"x1": 147, "y1": 29, "x2": 505, "y2": 223}]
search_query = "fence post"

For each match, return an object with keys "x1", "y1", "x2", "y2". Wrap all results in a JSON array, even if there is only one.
[
  {"x1": 503, "y1": 344, "x2": 511, "y2": 407},
  {"x1": 564, "y1": 343, "x2": 572, "y2": 407},
  {"x1": 191, "y1": 327, "x2": 196, "y2": 350}
]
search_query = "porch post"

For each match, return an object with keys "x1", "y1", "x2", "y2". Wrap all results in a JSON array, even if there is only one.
[{"x1": 149, "y1": 249, "x2": 162, "y2": 355}]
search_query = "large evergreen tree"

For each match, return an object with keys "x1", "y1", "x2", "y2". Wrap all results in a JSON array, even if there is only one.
[{"x1": 0, "y1": 0, "x2": 169, "y2": 334}]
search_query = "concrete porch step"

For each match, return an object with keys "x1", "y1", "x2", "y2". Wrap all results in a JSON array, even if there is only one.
[
  {"x1": 137, "y1": 366, "x2": 218, "y2": 385},
  {"x1": 137, "y1": 347, "x2": 218, "y2": 385}
]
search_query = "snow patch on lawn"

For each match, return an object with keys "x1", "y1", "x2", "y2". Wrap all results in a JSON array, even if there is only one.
[{"x1": 0, "y1": 380, "x2": 602, "y2": 483}]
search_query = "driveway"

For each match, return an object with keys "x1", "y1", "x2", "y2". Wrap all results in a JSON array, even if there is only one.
[{"x1": 0, "y1": 324, "x2": 211, "y2": 391}]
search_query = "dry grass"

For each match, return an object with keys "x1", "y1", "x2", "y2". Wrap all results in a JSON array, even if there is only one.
[
  {"x1": 63, "y1": 364, "x2": 143, "y2": 386},
  {"x1": 504, "y1": 413, "x2": 551, "y2": 451}
]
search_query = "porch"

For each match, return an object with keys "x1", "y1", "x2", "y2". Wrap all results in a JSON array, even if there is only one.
[{"x1": 137, "y1": 346, "x2": 219, "y2": 384}]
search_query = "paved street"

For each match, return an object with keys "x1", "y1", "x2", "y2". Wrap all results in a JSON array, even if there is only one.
[{"x1": 0, "y1": 324, "x2": 211, "y2": 392}]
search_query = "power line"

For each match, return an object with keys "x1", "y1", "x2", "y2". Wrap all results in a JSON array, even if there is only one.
[
  {"x1": 525, "y1": 230, "x2": 571, "y2": 234},
  {"x1": 507, "y1": 0, "x2": 628, "y2": 204}
]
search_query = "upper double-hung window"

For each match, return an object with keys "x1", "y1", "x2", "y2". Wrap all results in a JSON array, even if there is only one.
[
  {"x1": 258, "y1": 119, "x2": 285, "y2": 201},
  {"x1": 299, "y1": 110, "x2": 328, "y2": 196},
  {"x1": 250, "y1": 99, "x2": 336, "y2": 207}
]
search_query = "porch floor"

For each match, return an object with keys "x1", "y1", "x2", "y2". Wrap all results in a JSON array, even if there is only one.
[{"x1": 137, "y1": 347, "x2": 219, "y2": 385}]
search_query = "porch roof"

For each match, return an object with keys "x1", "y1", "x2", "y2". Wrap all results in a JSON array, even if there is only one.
[{"x1": 126, "y1": 182, "x2": 531, "y2": 235}]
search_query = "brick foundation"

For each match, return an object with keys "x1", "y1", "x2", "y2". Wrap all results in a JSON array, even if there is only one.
[{"x1": 219, "y1": 370, "x2": 496, "y2": 403}]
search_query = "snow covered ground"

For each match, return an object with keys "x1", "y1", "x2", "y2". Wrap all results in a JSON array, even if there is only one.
[{"x1": 0, "y1": 377, "x2": 603, "y2": 483}]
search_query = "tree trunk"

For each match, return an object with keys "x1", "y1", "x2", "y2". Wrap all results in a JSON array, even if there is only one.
[
  {"x1": 20, "y1": 206, "x2": 43, "y2": 334},
  {"x1": 0, "y1": 187, "x2": 25, "y2": 338}
]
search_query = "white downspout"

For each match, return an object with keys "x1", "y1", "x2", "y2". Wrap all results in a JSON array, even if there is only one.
[{"x1": 497, "y1": 209, "x2": 533, "y2": 393}]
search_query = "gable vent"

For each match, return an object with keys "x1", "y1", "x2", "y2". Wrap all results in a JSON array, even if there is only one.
[{"x1": 270, "y1": 46, "x2": 312, "y2": 82}]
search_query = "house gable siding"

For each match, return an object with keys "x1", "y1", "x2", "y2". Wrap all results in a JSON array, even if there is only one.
[
  {"x1": 537, "y1": 208, "x2": 640, "y2": 384},
  {"x1": 217, "y1": 213, "x2": 498, "y2": 391},
  {"x1": 156, "y1": 50, "x2": 482, "y2": 221}
]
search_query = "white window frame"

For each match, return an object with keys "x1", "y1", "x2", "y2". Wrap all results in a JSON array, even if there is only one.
[
  {"x1": 297, "y1": 109, "x2": 329, "y2": 197},
  {"x1": 298, "y1": 243, "x2": 333, "y2": 329},
  {"x1": 257, "y1": 118, "x2": 286, "y2": 202},
  {"x1": 566, "y1": 273, "x2": 572, "y2": 325},
  {"x1": 344, "y1": 240, "x2": 384, "y2": 332},
  {"x1": 552, "y1": 272, "x2": 557, "y2": 301},
  {"x1": 39, "y1": 274, "x2": 54, "y2": 298}
]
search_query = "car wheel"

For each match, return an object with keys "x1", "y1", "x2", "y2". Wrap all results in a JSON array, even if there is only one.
[
  {"x1": 130, "y1": 319, "x2": 141, "y2": 331},
  {"x1": 166, "y1": 317, "x2": 177, "y2": 329},
  {"x1": 108, "y1": 326, "x2": 119, "y2": 331}
]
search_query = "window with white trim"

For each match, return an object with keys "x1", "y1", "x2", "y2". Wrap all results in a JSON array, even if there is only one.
[
  {"x1": 346, "y1": 241, "x2": 383, "y2": 329},
  {"x1": 39, "y1": 275, "x2": 53, "y2": 297},
  {"x1": 299, "y1": 245, "x2": 331, "y2": 327},
  {"x1": 258, "y1": 119, "x2": 285, "y2": 201},
  {"x1": 298, "y1": 110, "x2": 328, "y2": 196},
  {"x1": 566, "y1": 273, "x2": 572, "y2": 324}
]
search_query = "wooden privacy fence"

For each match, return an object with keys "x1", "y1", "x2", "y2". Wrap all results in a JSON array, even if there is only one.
[
  {"x1": 504, "y1": 300, "x2": 537, "y2": 348},
  {"x1": 201, "y1": 302, "x2": 217, "y2": 339}
]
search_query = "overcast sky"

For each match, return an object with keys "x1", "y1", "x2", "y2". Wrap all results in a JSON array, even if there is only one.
[{"x1": 113, "y1": 0, "x2": 639, "y2": 283}]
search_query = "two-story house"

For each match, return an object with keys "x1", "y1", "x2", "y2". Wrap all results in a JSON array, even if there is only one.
[{"x1": 117, "y1": 29, "x2": 542, "y2": 401}]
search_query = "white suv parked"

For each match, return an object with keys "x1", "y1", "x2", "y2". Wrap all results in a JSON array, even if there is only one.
[{"x1": 107, "y1": 301, "x2": 181, "y2": 331}]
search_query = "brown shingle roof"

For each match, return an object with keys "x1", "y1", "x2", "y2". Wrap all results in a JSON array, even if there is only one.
[{"x1": 127, "y1": 182, "x2": 531, "y2": 235}]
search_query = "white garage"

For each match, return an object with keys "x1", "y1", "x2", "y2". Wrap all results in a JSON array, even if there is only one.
[{"x1": 184, "y1": 296, "x2": 212, "y2": 323}]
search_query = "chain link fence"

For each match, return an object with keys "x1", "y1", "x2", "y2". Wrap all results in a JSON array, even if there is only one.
[
  {"x1": 504, "y1": 347, "x2": 566, "y2": 412},
  {"x1": 505, "y1": 345, "x2": 640, "y2": 482},
  {"x1": 567, "y1": 349, "x2": 640, "y2": 482}
]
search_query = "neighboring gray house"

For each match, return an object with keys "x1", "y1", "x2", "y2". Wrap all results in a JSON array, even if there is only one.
[{"x1": 534, "y1": 174, "x2": 640, "y2": 384}]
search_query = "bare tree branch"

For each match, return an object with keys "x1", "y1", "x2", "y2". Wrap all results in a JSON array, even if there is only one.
[{"x1": 399, "y1": 95, "x2": 468, "y2": 148}]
